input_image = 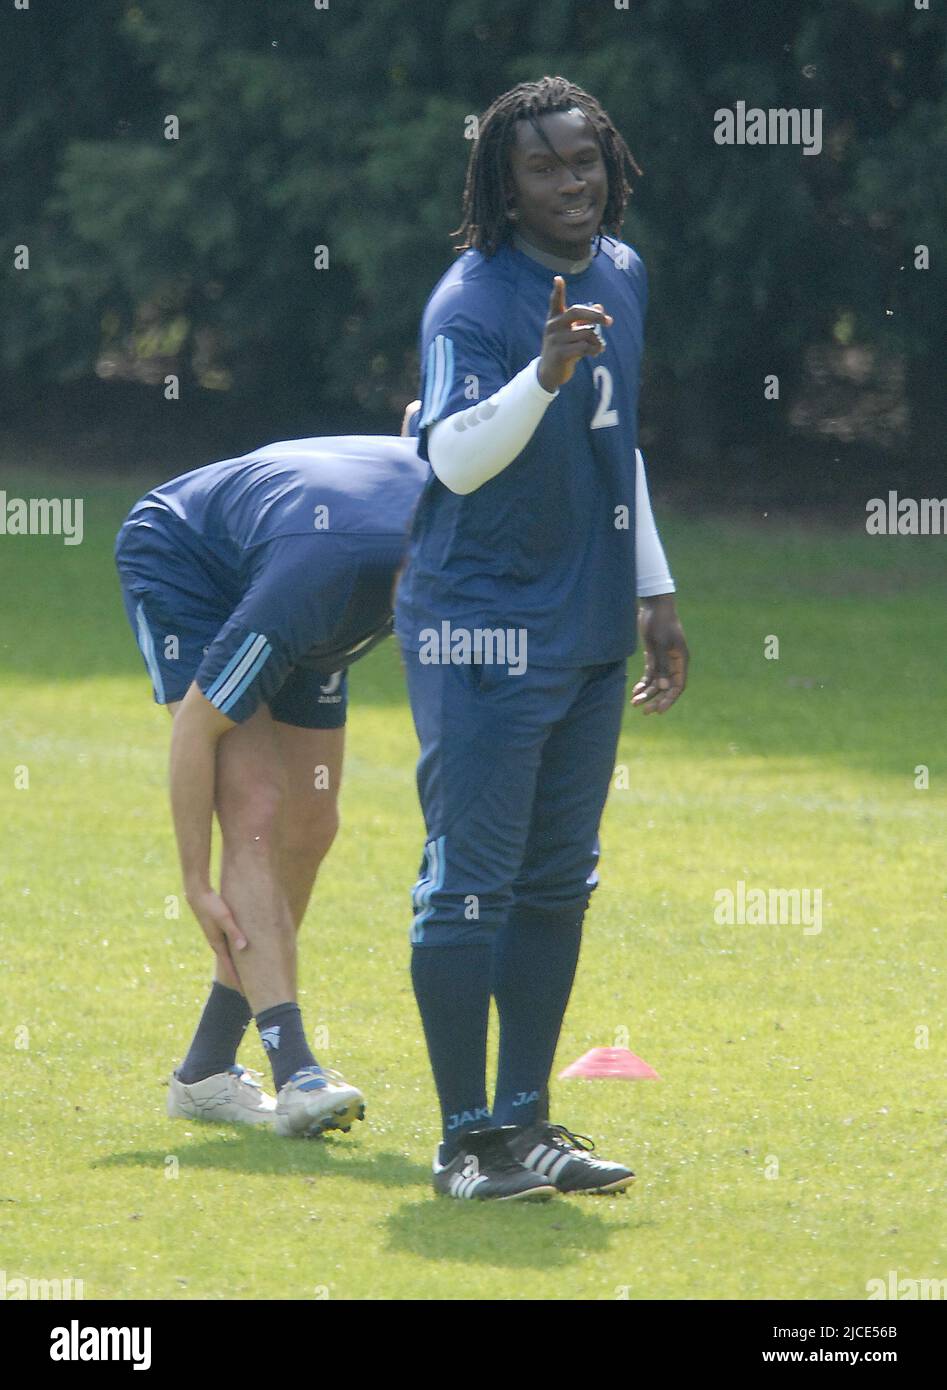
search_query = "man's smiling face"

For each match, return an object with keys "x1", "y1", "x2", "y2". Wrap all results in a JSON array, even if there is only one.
[{"x1": 505, "y1": 107, "x2": 608, "y2": 259}]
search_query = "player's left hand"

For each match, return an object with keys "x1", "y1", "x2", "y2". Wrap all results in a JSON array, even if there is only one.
[{"x1": 631, "y1": 595, "x2": 688, "y2": 714}]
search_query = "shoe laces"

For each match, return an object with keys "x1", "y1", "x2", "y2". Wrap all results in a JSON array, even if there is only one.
[
  {"x1": 314, "y1": 1067, "x2": 348, "y2": 1086},
  {"x1": 229, "y1": 1066, "x2": 264, "y2": 1091},
  {"x1": 289, "y1": 1065, "x2": 351, "y2": 1089},
  {"x1": 541, "y1": 1123, "x2": 595, "y2": 1154}
]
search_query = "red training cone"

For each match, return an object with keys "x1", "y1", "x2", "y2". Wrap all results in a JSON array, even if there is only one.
[{"x1": 558, "y1": 1047, "x2": 661, "y2": 1081}]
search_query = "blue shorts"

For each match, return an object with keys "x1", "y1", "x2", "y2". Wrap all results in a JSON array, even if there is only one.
[
  {"x1": 115, "y1": 519, "x2": 347, "y2": 730},
  {"x1": 403, "y1": 649, "x2": 627, "y2": 945}
]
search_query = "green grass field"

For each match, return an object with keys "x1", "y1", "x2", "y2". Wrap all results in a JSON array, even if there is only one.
[{"x1": 1, "y1": 468, "x2": 944, "y2": 1300}]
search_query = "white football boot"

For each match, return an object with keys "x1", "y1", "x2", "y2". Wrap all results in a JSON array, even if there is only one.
[
  {"x1": 167, "y1": 1065, "x2": 276, "y2": 1125},
  {"x1": 274, "y1": 1065, "x2": 366, "y2": 1138}
]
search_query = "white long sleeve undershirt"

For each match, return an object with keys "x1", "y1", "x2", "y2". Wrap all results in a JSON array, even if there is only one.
[
  {"x1": 425, "y1": 358, "x2": 675, "y2": 597},
  {"x1": 427, "y1": 358, "x2": 557, "y2": 495},
  {"x1": 633, "y1": 448, "x2": 676, "y2": 597}
]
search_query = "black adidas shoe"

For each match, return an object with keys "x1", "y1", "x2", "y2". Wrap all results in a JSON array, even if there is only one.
[
  {"x1": 509, "y1": 1122, "x2": 636, "y2": 1194},
  {"x1": 432, "y1": 1126, "x2": 558, "y2": 1202}
]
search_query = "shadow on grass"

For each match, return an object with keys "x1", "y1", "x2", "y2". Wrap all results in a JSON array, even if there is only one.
[
  {"x1": 95, "y1": 1133, "x2": 430, "y2": 1188},
  {"x1": 384, "y1": 1192, "x2": 645, "y2": 1270}
]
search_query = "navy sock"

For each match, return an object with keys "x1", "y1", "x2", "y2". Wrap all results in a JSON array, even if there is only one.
[
  {"x1": 491, "y1": 903, "x2": 585, "y2": 1128},
  {"x1": 411, "y1": 944, "x2": 493, "y2": 1157},
  {"x1": 178, "y1": 981, "x2": 252, "y2": 1084},
  {"x1": 255, "y1": 1002, "x2": 318, "y2": 1092}
]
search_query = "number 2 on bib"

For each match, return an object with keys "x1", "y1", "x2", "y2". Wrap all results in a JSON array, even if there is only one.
[{"x1": 590, "y1": 364, "x2": 619, "y2": 430}]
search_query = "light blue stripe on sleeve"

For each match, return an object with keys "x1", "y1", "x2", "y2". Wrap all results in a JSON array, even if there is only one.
[
  {"x1": 419, "y1": 335, "x2": 454, "y2": 429},
  {"x1": 209, "y1": 633, "x2": 268, "y2": 708},
  {"x1": 418, "y1": 338, "x2": 439, "y2": 428},
  {"x1": 135, "y1": 601, "x2": 166, "y2": 704},
  {"x1": 204, "y1": 632, "x2": 259, "y2": 703},
  {"x1": 217, "y1": 643, "x2": 272, "y2": 714},
  {"x1": 434, "y1": 336, "x2": 454, "y2": 420}
]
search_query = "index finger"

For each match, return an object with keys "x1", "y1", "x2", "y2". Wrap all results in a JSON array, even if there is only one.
[{"x1": 549, "y1": 275, "x2": 566, "y2": 317}]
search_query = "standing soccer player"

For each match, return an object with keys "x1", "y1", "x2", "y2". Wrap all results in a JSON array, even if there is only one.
[
  {"x1": 116, "y1": 431, "x2": 425, "y2": 1137},
  {"x1": 396, "y1": 77, "x2": 688, "y2": 1200}
]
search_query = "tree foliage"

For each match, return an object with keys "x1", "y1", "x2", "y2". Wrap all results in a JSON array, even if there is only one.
[{"x1": 5, "y1": 0, "x2": 943, "y2": 458}]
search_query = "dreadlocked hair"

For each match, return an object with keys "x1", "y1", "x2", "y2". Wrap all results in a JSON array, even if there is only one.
[{"x1": 451, "y1": 75, "x2": 642, "y2": 257}]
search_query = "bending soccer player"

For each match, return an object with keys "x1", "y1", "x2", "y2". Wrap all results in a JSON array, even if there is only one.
[
  {"x1": 396, "y1": 77, "x2": 689, "y2": 1200},
  {"x1": 116, "y1": 430, "x2": 425, "y2": 1137}
]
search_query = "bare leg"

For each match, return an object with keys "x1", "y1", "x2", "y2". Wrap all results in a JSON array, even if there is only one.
[
  {"x1": 272, "y1": 723, "x2": 344, "y2": 936},
  {"x1": 168, "y1": 698, "x2": 240, "y2": 992},
  {"x1": 208, "y1": 705, "x2": 301, "y2": 1013},
  {"x1": 168, "y1": 705, "x2": 342, "y2": 1005}
]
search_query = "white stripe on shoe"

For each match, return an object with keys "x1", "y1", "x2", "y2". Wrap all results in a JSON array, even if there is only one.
[
  {"x1": 535, "y1": 1147, "x2": 561, "y2": 1176},
  {"x1": 548, "y1": 1151, "x2": 574, "y2": 1184}
]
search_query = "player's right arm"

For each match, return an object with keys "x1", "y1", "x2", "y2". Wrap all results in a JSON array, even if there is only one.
[
  {"x1": 425, "y1": 275, "x2": 611, "y2": 495},
  {"x1": 169, "y1": 681, "x2": 246, "y2": 971}
]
